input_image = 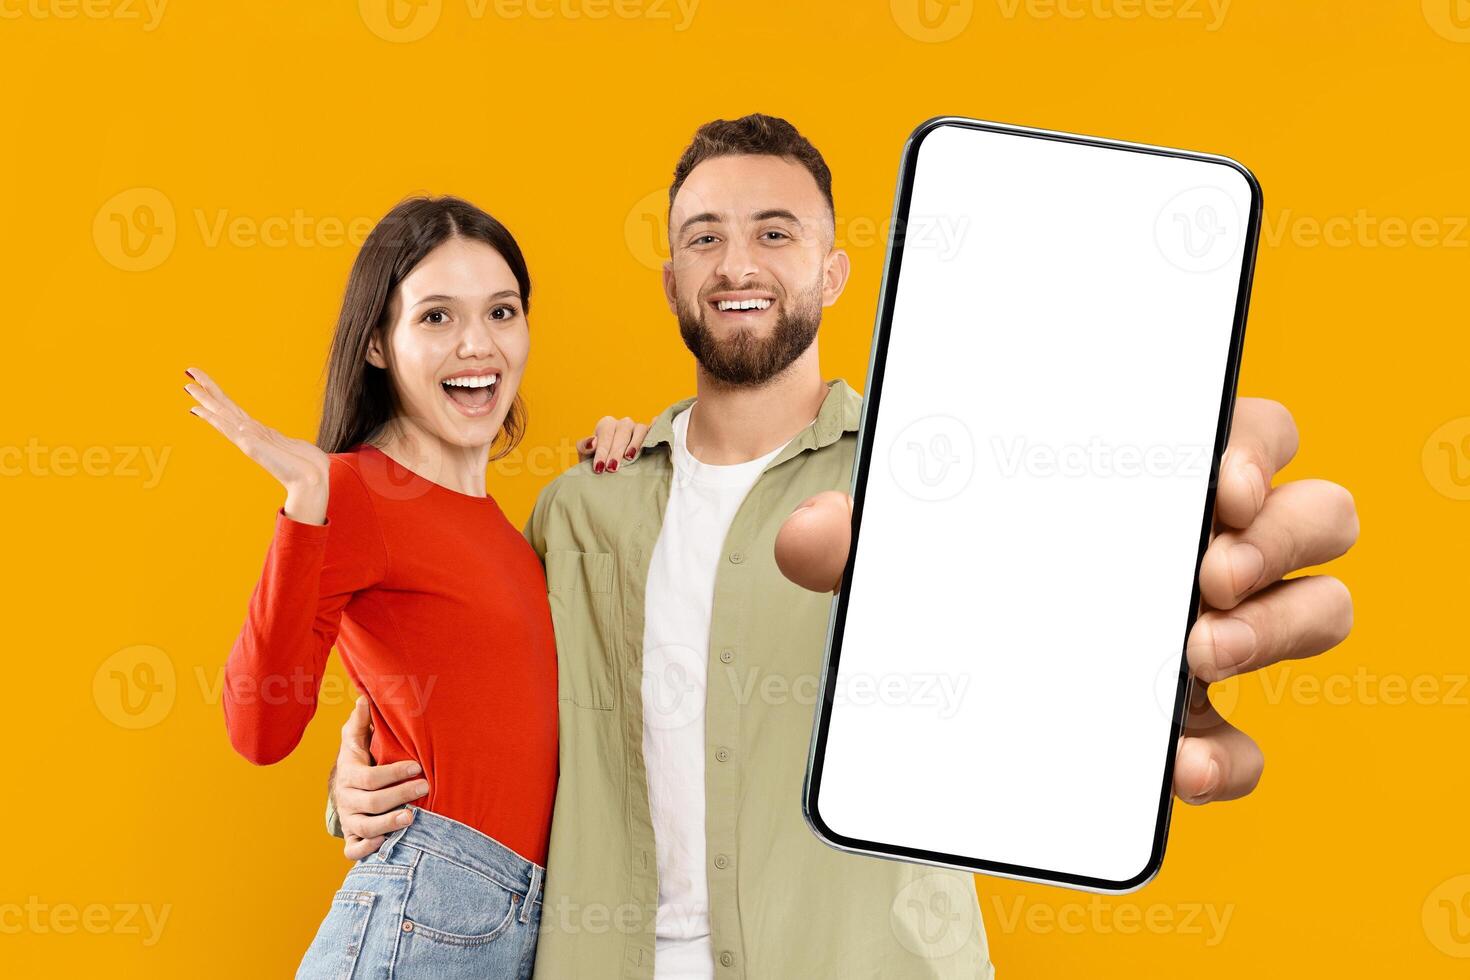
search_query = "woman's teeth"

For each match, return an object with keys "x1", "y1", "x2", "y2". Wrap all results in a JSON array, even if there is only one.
[
  {"x1": 716, "y1": 298, "x2": 772, "y2": 311},
  {"x1": 442, "y1": 375, "x2": 497, "y2": 389},
  {"x1": 441, "y1": 374, "x2": 498, "y2": 411}
]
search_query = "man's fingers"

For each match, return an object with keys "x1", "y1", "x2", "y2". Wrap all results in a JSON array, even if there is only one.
[
  {"x1": 1187, "y1": 575, "x2": 1353, "y2": 683},
  {"x1": 340, "y1": 696, "x2": 373, "y2": 753},
  {"x1": 337, "y1": 778, "x2": 428, "y2": 816},
  {"x1": 343, "y1": 835, "x2": 385, "y2": 861},
  {"x1": 774, "y1": 491, "x2": 852, "y2": 594},
  {"x1": 342, "y1": 806, "x2": 415, "y2": 843},
  {"x1": 342, "y1": 759, "x2": 424, "y2": 793},
  {"x1": 1215, "y1": 398, "x2": 1299, "y2": 529},
  {"x1": 1174, "y1": 699, "x2": 1264, "y2": 804},
  {"x1": 1199, "y1": 479, "x2": 1358, "y2": 610}
]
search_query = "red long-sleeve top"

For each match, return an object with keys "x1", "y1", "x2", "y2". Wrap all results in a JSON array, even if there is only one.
[{"x1": 223, "y1": 445, "x2": 558, "y2": 864}]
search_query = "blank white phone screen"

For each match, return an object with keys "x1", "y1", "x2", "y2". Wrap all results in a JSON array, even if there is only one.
[{"x1": 815, "y1": 123, "x2": 1255, "y2": 886}]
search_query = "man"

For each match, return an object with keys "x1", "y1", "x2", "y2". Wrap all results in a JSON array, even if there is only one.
[{"x1": 332, "y1": 114, "x2": 1358, "y2": 978}]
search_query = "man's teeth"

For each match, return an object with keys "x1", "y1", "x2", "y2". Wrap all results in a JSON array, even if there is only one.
[
  {"x1": 716, "y1": 298, "x2": 772, "y2": 311},
  {"x1": 442, "y1": 375, "x2": 498, "y2": 388}
]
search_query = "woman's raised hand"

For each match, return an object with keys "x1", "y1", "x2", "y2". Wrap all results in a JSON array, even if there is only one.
[{"x1": 184, "y1": 367, "x2": 331, "y2": 525}]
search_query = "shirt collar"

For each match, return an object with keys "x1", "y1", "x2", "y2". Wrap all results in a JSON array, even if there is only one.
[{"x1": 642, "y1": 379, "x2": 862, "y2": 463}]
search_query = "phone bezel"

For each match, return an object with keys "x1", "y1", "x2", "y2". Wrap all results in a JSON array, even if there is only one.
[{"x1": 801, "y1": 115, "x2": 1263, "y2": 894}]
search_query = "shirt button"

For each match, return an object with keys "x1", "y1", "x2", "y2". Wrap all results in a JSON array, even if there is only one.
[
  {"x1": 715, "y1": 748, "x2": 730, "y2": 763},
  {"x1": 729, "y1": 551, "x2": 744, "y2": 564},
  {"x1": 719, "y1": 649, "x2": 734, "y2": 664},
  {"x1": 714, "y1": 854, "x2": 730, "y2": 869},
  {"x1": 720, "y1": 951, "x2": 735, "y2": 967}
]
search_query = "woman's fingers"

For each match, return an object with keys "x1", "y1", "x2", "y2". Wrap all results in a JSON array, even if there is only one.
[
  {"x1": 603, "y1": 418, "x2": 636, "y2": 471},
  {"x1": 625, "y1": 422, "x2": 650, "y2": 462},
  {"x1": 589, "y1": 416, "x2": 619, "y2": 473},
  {"x1": 589, "y1": 416, "x2": 647, "y2": 472}
]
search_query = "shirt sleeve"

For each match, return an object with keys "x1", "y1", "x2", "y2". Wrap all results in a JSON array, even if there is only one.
[{"x1": 223, "y1": 456, "x2": 387, "y2": 765}]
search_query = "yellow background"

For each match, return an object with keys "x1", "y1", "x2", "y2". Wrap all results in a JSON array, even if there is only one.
[{"x1": 2, "y1": 0, "x2": 1466, "y2": 975}]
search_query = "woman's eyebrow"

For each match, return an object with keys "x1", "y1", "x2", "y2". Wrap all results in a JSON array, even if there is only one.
[{"x1": 408, "y1": 289, "x2": 521, "y2": 307}]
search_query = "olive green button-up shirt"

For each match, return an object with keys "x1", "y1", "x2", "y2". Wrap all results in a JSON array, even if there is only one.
[{"x1": 524, "y1": 379, "x2": 993, "y2": 980}]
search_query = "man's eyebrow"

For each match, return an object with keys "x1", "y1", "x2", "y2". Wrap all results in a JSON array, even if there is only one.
[
  {"x1": 677, "y1": 212, "x2": 724, "y2": 234},
  {"x1": 409, "y1": 290, "x2": 521, "y2": 306},
  {"x1": 752, "y1": 208, "x2": 803, "y2": 226},
  {"x1": 677, "y1": 208, "x2": 806, "y2": 234}
]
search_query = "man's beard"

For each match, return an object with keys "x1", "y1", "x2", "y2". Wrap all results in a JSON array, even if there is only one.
[{"x1": 676, "y1": 278, "x2": 822, "y2": 387}]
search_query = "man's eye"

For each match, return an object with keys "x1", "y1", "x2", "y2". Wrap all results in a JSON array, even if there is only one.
[
  {"x1": 761, "y1": 230, "x2": 791, "y2": 241},
  {"x1": 690, "y1": 234, "x2": 719, "y2": 246},
  {"x1": 422, "y1": 308, "x2": 450, "y2": 324}
]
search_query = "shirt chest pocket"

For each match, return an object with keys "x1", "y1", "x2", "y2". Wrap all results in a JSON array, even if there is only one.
[{"x1": 544, "y1": 550, "x2": 616, "y2": 711}]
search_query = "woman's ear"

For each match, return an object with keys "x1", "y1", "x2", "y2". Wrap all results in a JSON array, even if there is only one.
[{"x1": 365, "y1": 332, "x2": 387, "y2": 369}]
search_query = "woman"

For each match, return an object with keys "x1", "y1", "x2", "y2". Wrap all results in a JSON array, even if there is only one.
[{"x1": 185, "y1": 196, "x2": 640, "y2": 979}]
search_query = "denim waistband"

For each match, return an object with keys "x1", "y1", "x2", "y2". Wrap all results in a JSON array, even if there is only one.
[{"x1": 372, "y1": 806, "x2": 544, "y2": 909}]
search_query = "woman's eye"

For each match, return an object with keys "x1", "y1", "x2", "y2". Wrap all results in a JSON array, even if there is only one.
[
  {"x1": 490, "y1": 305, "x2": 518, "y2": 321},
  {"x1": 422, "y1": 309, "x2": 450, "y2": 325}
]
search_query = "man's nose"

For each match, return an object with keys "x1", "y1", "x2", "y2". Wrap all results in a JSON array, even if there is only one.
[{"x1": 716, "y1": 236, "x2": 761, "y2": 283}]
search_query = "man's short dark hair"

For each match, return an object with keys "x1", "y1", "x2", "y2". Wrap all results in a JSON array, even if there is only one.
[{"x1": 669, "y1": 114, "x2": 834, "y2": 217}]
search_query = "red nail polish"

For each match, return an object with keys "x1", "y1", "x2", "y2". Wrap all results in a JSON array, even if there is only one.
[
  {"x1": 593, "y1": 461, "x2": 605, "y2": 474},
  {"x1": 625, "y1": 448, "x2": 636, "y2": 460},
  {"x1": 607, "y1": 459, "x2": 619, "y2": 472}
]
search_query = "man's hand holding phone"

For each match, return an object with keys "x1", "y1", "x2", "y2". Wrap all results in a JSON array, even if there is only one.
[{"x1": 776, "y1": 396, "x2": 1359, "y2": 807}]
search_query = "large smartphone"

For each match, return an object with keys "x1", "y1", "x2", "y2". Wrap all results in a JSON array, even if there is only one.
[{"x1": 803, "y1": 116, "x2": 1261, "y2": 893}]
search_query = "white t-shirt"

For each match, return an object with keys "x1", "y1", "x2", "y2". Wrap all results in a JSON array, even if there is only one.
[{"x1": 641, "y1": 406, "x2": 792, "y2": 980}]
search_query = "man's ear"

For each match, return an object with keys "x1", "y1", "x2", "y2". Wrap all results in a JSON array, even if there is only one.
[
  {"x1": 365, "y1": 331, "x2": 388, "y2": 370},
  {"x1": 821, "y1": 247, "x2": 851, "y2": 308},
  {"x1": 662, "y1": 262, "x2": 679, "y2": 315}
]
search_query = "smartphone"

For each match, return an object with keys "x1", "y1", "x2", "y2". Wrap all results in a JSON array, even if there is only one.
[{"x1": 803, "y1": 116, "x2": 1261, "y2": 893}]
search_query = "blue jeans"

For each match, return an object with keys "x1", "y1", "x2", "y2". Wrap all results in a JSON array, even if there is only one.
[{"x1": 297, "y1": 806, "x2": 543, "y2": 979}]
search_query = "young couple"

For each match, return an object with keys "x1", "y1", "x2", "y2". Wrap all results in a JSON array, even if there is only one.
[{"x1": 189, "y1": 114, "x2": 1358, "y2": 979}]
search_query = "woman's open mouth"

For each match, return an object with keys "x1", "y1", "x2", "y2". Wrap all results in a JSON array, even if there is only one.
[{"x1": 440, "y1": 371, "x2": 500, "y2": 418}]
